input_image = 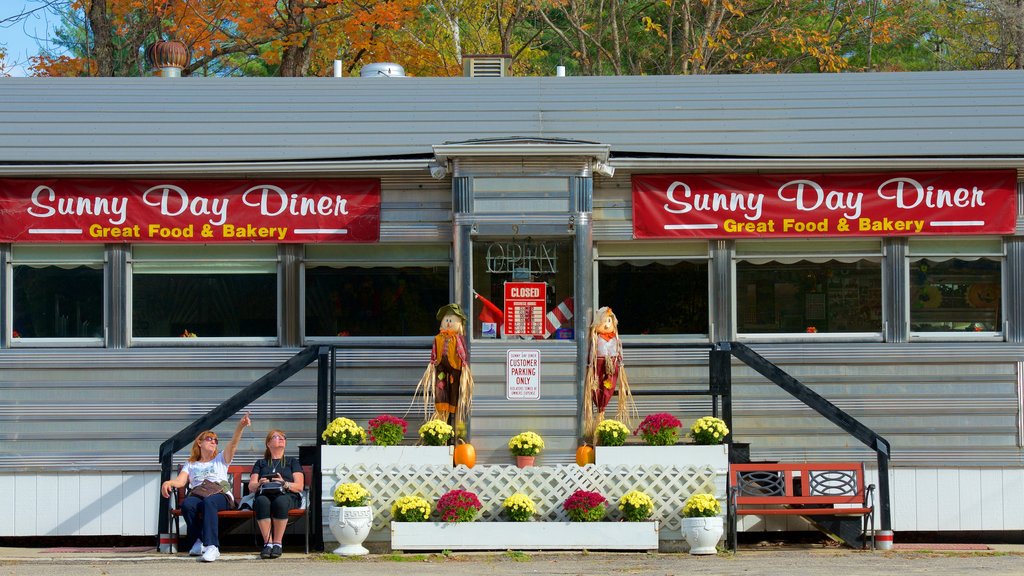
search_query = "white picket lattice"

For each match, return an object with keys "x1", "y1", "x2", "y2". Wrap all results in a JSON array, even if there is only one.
[{"x1": 323, "y1": 463, "x2": 724, "y2": 535}]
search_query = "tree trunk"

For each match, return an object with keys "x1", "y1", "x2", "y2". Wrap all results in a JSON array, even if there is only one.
[{"x1": 86, "y1": 0, "x2": 113, "y2": 76}]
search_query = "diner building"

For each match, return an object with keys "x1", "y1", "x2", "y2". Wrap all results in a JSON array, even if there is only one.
[{"x1": 1, "y1": 69, "x2": 1023, "y2": 539}]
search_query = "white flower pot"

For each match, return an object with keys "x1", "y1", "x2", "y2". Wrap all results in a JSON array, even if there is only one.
[
  {"x1": 328, "y1": 506, "x2": 373, "y2": 556},
  {"x1": 595, "y1": 445, "x2": 729, "y2": 471},
  {"x1": 391, "y1": 521, "x2": 659, "y2": 551},
  {"x1": 681, "y1": 516, "x2": 723, "y2": 555},
  {"x1": 321, "y1": 445, "x2": 453, "y2": 469}
]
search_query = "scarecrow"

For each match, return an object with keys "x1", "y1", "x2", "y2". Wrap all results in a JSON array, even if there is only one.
[
  {"x1": 583, "y1": 306, "x2": 636, "y2": 441},
  {"x1": 414, "y1": 303, "x2": 474, "y2": 434}
]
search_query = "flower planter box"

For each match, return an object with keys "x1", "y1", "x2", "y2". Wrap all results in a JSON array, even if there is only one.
[
  {"x1": 391, "y1": 521, "x2": 659, "y2": 551},
  {"x1": 321, "y1": 445, "x2": 453, "y2": 469},
  {"x1": 595, "y1": 444, "x2": 728, "y2": 471}
]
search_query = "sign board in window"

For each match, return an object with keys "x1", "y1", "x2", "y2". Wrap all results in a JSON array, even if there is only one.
[
  {"x1": 506, "y1": 349, "x2": 540, "y2": 400},
  {"x1": 0, "y1": 178, "x2": 381, "y2": 243},
  {"x1": 633, "y1": 170, "x2": 1016, "y2": 239},
  {"x1": 504, "y1": 282, "x2": 546, "y2": 337}
]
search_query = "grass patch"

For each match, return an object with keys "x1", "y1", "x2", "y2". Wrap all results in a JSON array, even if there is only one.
[
  {"x1": 380, "y1": 552, "x2": 430, "y2": 562},
  {"x1": 312, "y1": 553, "x2": 364, "y2": 562},
  {"x1": 503, "y1": 550, "x2": 530, "y2": 562}
]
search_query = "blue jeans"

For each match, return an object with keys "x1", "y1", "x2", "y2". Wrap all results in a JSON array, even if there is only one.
[{"x1": 181, "y1": 493, "x2": 231, "y2": 548}]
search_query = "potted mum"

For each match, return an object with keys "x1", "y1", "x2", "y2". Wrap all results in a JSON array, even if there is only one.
[
  {"x1": 595, "y1": 419, "x2": 630, "y2": 446},
  {"x1": 322, "y1": 417, "x2": 366, "y2": 446},
  {"x1": 635, "y1": 413, "x2": 682, "y2": 446},
  {"x1": 437, "y1": 489, "x2": 482, "y2": 522},
  {"x1": 688, "y1": 416, "x2": 729, "y2": 445},
  {"x1": 368, "y1": 414, "x2": 407, "y2": 446},
  {"x1": 419, "y1": 419, "x2": 454, "y2": 446},
  {"x1": 563, "y1": 489, "x2": 606, "y2": 522},
  {"x1": 328, "y1": 482, "x2": 372, "y2": 556},
  {"x1": 391, "y1": 495, "x2": 431, "y2": 522},
  {"x1": 507, "y1": 431, "x2": 544, "y2": 467},
  {"x1": 618, "y1": 490, "x2": 655, "y2": 522},
  {"x1": 322, "y1": 416, "x2": 451, "y2": 472},
  {"x1": 502, "y1": 493, "x2": 537, "y2": 522},
  {"x1": 681, "y1": 493, "x2": 723, "y2": 555}
]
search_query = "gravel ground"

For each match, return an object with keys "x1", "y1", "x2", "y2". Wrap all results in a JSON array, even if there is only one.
[{"x1": 2, "y1": 549, "x2": 1023, "y2": 576}]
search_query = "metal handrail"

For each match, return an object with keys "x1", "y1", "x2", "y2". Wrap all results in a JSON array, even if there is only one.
[
  {"x1": 725, "y1": 341, "x2": 892, "y2": 539},
  {"x1": 156, "y1": 345, "x2": 325, "y2": 552}
]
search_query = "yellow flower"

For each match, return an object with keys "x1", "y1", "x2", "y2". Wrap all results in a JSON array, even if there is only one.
[
  {"x1": 322, "y1": 417, "x2": 366, "y2": 446},
  {"x1": 391, "y1": 495, "x2": 431, "y2": 522},
  {"x1": 333, "y1": 482, "x2": 369, "y2": 507},
  {"x1": 508, "y1": 431, "x2": 545, "y2": 456},
  {"x1": 682, "y1": 493, "x2": 721, "y2": 518}
]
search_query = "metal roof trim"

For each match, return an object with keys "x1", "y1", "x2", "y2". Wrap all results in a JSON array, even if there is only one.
[
  {"x1": 612, "y1": 157, "x2": 1024, "y2": 172},
  {"x1": 0, "y1": 158, "x2": 432, "y2": 177},
  {"x1": 434, "y1": 142, "x2": 610, "y2": 163}
]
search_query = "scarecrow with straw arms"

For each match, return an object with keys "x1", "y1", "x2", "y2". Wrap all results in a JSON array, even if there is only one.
[
  {"x1": 414, "y1": 303, "x2": 474, "y2": 435},
  {"x1": 583, "y1": 306, "x2": 636, "y2": 441}
]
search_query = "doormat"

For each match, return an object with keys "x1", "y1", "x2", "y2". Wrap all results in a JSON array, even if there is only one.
[
  {"x1": 892, "y1": 543, "x2": 991, "y2": 551},
  {"x1": 41, "y1": 546, "x2": 155, "y2": 553}
]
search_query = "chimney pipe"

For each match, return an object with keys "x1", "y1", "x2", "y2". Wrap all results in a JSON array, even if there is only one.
[
  {"x1": 556, "y1": 65, "x2": 566, "y2": 77},
  {"x1": 333, "y1": 60, "x2": 343, "y2": 77}
]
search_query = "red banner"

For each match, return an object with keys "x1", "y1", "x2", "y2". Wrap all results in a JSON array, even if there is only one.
[
  {"x1": 0, "y1": 178, "x2": 380, "y2": 243},
  {"x1": 633, "y1": 170, "x2": 1017, "y2": 239}
]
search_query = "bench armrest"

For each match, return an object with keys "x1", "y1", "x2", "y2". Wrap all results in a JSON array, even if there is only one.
[{"x1": 863, "y1": 483, "x2": 876, "y2": 508}]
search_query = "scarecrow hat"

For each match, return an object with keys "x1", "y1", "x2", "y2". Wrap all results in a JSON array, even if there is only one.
[{"x1": 437, "y1": 303, "x2": 467, "y2": 323}]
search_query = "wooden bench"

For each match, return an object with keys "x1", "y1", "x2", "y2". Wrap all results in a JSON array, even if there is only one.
[
  {"x1": 728, "y1": 462, "x2": 875, "y2": 550},
  {"x1": 170, "y1": 464, "x2": 312, "y2": 553}
]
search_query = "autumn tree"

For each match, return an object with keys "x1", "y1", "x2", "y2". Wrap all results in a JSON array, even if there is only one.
[
  {"x1": 933, "y1": 0, "x2": 1024, "y2": 69},
  {"x1": 531, "y1": 0, "x2": 936, "y2": 75},
  {"x1": 21, "y1": 0, "x2": 431, "y2": 77}
]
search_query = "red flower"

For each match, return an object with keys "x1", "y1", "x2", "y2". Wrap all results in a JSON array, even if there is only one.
[
  {"x1": 437, "y1": 489, "x2": 482, "y2": 522},
  {"x1": 634, "y1": 413, "x2": 682, "y2": 446},
  {"x1": 563, "y1": 489, "x2": 607, "y2": 521},
  {"x1": 367, "y1": 414, "x2": 407, "y2": 446}
]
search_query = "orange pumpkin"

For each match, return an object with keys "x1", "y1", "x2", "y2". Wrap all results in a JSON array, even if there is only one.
[
  {"x1": 453, "y1": 442, "x2": 476, "y2": 468},
  {"x1": 575, "y1": 444, "x2": 595, "y2": 466}
]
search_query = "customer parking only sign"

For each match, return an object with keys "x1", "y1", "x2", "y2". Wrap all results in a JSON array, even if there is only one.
[{"x1": 506, "y1": 349, "x2": 540, "y2": 400}]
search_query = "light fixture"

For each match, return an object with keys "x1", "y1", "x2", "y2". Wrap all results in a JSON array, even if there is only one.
[
  {"x1": 593, "y1": 161, "x2": 615, "y2": 178},
  {"x1": 429, "y1": 161, "x2": 448, "y2": 180}
]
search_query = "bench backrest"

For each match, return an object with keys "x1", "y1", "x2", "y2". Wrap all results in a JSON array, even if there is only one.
[
  {"x1": 175, "y1": 463, "x2": 312, "y2": 504},
  {"x1": 730, "y1": 462, "x2": 866, "y2": 506}
]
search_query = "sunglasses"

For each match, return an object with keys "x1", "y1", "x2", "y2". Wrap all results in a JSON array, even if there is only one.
[
  {"x1": 270, "y1": 434, "x2": 287, "y2": 441},
  {"x1": 202, "y1": 437, "x2": 219, "y2": 444}
]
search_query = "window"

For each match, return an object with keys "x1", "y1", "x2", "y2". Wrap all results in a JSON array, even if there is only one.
[
  {"x1": 735, "y1": 240, "x2": 882, "y2": 336},
  {"x1": 471, "y1": 238, "x2": 574, "y2": 339},
  {"x1": 909, "y1": 237, "x2": 1002, "y2": 336},
  {"x1": 304, "y1": 244, "x2": 450, "y2": 338},
  {"x1": 131, "y1": 245, "x2": 278, "y2": 341},
  {"x1": 596, "y1": 242, "x2": 709, "y2": 336},
  {"x1": 11, "y1": 245, "x2": 105, "y2": 343}
]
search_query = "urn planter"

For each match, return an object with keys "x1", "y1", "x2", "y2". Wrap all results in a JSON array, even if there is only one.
[
  {"x1": 391, "y1": 521, "x2": 659, "y2": 551},
  {"x1": 681, "y1": 516, "x2": 724, "y2": 555},
  {"x1": 328, "y1": 506, "x2": 373, "y2": 556}
]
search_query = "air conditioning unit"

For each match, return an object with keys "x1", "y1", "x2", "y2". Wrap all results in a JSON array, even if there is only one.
[{"x1": 463, "y1": 55, "x2": 511, "y2": 77}]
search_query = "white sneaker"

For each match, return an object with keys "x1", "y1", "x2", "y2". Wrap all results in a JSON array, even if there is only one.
[
  {"x1": 201, "y1": 545, "x2": 220, "y2": 562},
  {"x1": 189, "y1": 540, "x2": 204, "y2": 556}
]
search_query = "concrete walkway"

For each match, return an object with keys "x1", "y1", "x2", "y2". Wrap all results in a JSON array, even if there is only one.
[{"x1": 1, "y1": 545, "x2": 1023, "y2": 576}]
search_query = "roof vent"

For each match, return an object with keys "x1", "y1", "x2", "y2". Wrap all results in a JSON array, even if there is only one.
[
  {"x1": 359, "y1": 62, "x2": 406, "y2": 77},
  {"x1": 463, "y1": 55, "x2": 510, "y2": 77},
  {"x1": 145, "y1": 40, "x2": 189, "y2": 77}
]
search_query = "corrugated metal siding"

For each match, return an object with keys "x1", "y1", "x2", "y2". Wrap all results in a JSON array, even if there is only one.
[{"x1": 4, "y1": 72, "x2": 1024, "y2": 163}]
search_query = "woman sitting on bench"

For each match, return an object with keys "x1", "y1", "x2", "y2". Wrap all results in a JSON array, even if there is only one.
[
  {"x1": 160, "y1": 412, "x2": 250, "y2": 562},
  {"x1": 248, "y1": 428, "x2": 304, "y2": 559}
]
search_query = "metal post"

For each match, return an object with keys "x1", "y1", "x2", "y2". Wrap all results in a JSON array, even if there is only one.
[
  {"x1": 709, "y1": 345, "x2": 733, "y2": 439},
  {"x1": 313, "y1": 346, "x2": 331, "y2": 551}
]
